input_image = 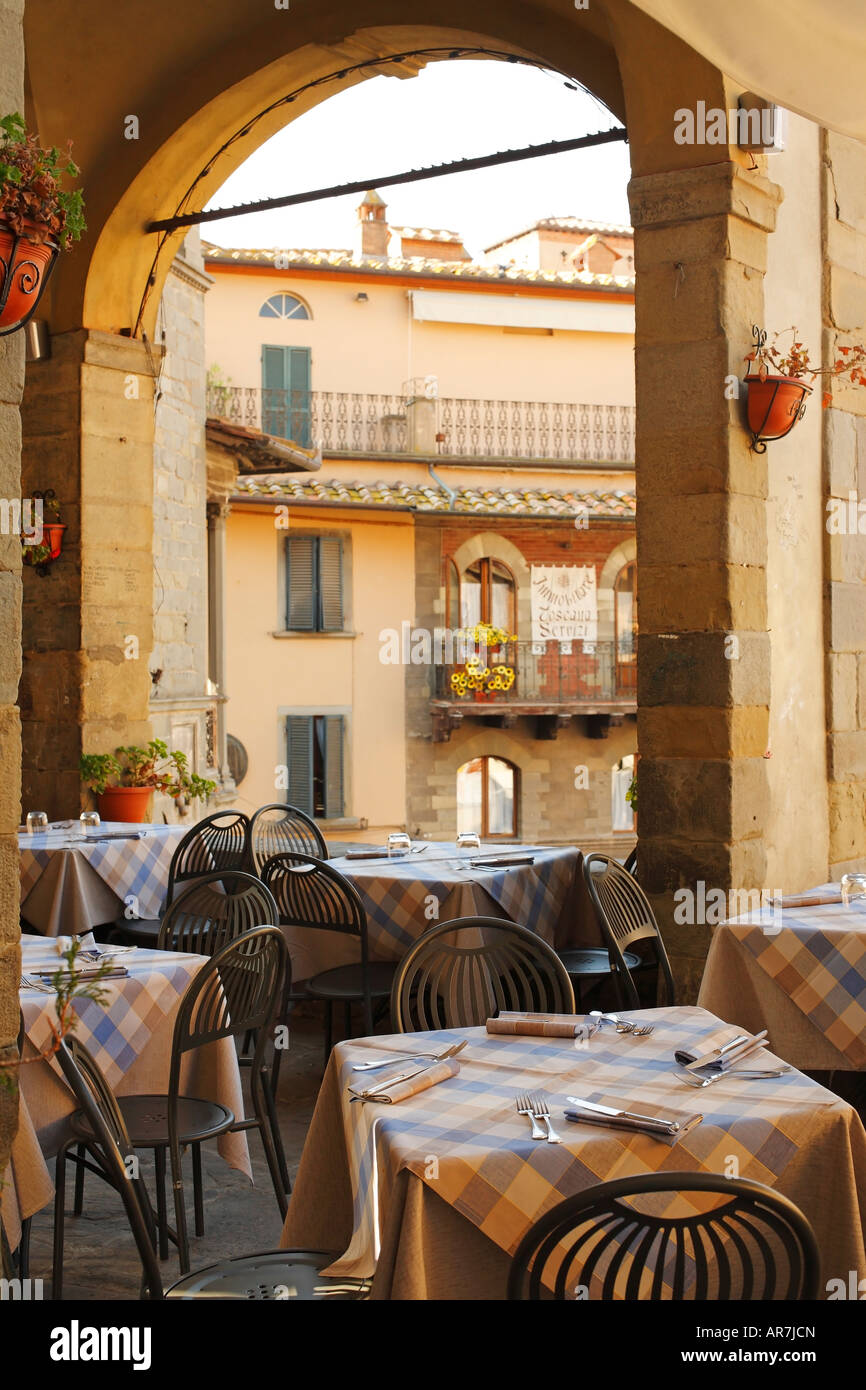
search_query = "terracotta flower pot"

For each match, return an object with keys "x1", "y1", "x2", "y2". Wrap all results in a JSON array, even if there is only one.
[
  {"x1": 0, "y1": 219, "x2": 60, "y2": 336},
  {"x1": 23, "y1": 521, "x2": 65, "y2": 566},
  {"x1": 745, "y1": 374, "x2": 811, "y2": 449},
  {"x1": 97, "y1": 786, "x2": 153, "y2": 823}
]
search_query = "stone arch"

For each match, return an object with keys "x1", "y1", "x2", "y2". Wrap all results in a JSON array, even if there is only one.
[
  {"x1": 597, "y1": 535, "x2": 637, "y2": 644},
  {"x1": 450, "y1": 530, "x2": 531, "y2": 635}
]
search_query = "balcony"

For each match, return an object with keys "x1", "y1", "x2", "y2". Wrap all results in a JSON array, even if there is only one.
[
  {"x1": 430, "y1": 638, "x2": 637, "y2": 741},
  {"x1": 207, "y1": 386, "x2": 635, "y2": 464}
]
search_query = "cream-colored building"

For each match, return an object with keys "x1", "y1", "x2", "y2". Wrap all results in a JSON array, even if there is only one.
[{"x1": 205, "y1": 194, "x2": 639, "y2": 851}]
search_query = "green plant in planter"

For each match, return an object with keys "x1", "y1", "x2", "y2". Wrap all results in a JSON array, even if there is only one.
[
  {"x1": 79, "y1": 739, "x2": 216, "y2": 803},
  {"x1": 0, "y1": 111, "x2": 86, "y2": 247},
  {"x1": 625, "y1": 775, "x2": 637, "y2": 812},
  {"x1": 21, "y1": 490, "x2": 61, "y2": 566}
]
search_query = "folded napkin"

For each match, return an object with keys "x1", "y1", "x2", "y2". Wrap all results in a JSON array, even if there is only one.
[
  {"x1": 487, "y1": 1011, "x2": 599, "y2": 1040},
  {"x1": 564, "y1": 1100, "x2": 703, "y2": 1144},
  {"x1": 771, "y1": 888, "x2": 843, "y2": 908},
  {"x1": 349, "y1": 1057, "x2": 460, "y2": 1104},
  {"x1": 673, "y1": 1026, "x2": 767, "y2": 1073}
]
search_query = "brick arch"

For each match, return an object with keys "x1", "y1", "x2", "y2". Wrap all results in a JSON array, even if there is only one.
[
  {"x1": 597, "y1": 536, "x2": 637, "y2": 644},
  {"x1": 450, "y1": 531, "x2": 531, "y2": 634}
]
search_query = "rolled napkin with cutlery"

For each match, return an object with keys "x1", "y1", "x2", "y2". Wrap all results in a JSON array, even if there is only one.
[
  {"x1": 349, "y1": 1057, "x2": 460, "y2": 1104},
  {"x1": 565, "y1": 1095, "x2": 703, "y2": 1143},
  {"x1": 487, "y1": 1011, "x2": 599, "y2": 1040},
  {"x1": 38, "y1": 965, "x2": 129, "y2": 982},
  {"x1": 770, "y1": 887, "x2": 843, "y2": 908},
  {"x1": 673, "y1": 1027, "x2": 768, "y2": 1073}
]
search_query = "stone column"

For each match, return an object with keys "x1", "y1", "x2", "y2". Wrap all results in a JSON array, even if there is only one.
[
  {"x1": 0, "y1": 0, "x2": 26, "y2": 1224},
  {"x1": 206, "y1": 500, "x2": 233, "y2": 792},
  {"x1": 21, "y1": 331, "x2": 156, "y2": 813},
  {"x1": 629, "y1": 161, "x2": 781, "y2": 998}
]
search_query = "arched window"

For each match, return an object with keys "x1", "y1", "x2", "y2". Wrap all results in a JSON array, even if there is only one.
[
  {"x1": 460, "y1": 558, "x2": 516, "y2": 634},
  {"x1": 259, "y1": 293, "x2": 310, "y2": 320},
  {"x1": 445, "y1": 557, "x2": 460, "y2": 632},
  {"x1": 456, "y1": 755, "x2": 518, "y2": 839},
  {"x1": 614, "y1": 560, "x2": 637, "y2": 693}
]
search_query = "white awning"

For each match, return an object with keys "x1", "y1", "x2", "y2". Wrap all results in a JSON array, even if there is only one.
[
  {"x1": 628, "y1": 0, "x2": 866, "y2": 141},
  {"x1": 409, "y1": 289, "x2": 634, "y2": 334}
]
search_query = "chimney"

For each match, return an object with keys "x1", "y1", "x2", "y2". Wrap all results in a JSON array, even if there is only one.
[{"x1": 356, "y1": 189, "x2": 390, "y2": 257}]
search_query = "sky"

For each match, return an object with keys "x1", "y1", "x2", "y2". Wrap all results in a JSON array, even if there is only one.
[{"x1": 204, "y1": 60, "x2": 632, "y2": 257}]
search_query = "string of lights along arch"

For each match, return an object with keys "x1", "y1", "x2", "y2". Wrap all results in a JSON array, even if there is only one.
[{"x1": 135, "y1": 46, "x2": 627, "y2": 335}]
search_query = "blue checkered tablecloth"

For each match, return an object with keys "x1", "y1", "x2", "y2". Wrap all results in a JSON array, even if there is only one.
[{"x1": 19, "y1": 821, "x2": 187, "y2": 925}]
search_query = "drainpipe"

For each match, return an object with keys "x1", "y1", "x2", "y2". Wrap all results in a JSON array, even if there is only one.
[{"x1": 427, "y1": 461, "x2": 457, "y2": 510}]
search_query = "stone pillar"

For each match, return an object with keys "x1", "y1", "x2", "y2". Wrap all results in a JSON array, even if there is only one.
[
  {"x1": 21, "y1": 331, "x2": 156, "y2": 813},
  {"x1": 0, "y1": 0, "x2": 26, "y2": 1226},
  {"x1": 206, "y1": 500, "x2": 234, "y2": 794},
  {"x1": 822, "y1": 130, "x2": 866, "y2": 876},
  {"x1": 630, "y1": 161, "x2": 781, "y2": 999}
]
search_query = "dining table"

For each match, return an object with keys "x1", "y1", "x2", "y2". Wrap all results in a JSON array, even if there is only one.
[
  {"x1": 18, "y1": 821, "x2": 187, "y2": 935},
  {"x1": 280, "y1": 1005, "x2": 866, "y2": 1299},
  {"x1": 698, "y1": 883, "x2": 866, "y2": 1072},
  {"x1": 2, "y1": 934, "x2": 251, "y2": 1252},
  {"x1": 284, "y1": 841, "x2": 593, "y2": 983}
]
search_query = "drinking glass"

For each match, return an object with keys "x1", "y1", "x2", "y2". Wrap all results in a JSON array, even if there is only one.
[
  {"x1": 25, "y1": 811, "x2": 48, "y2": 833},
  {"x1": 80, "y1": 810, "x2": 101, "y2": 832},
  {"x1": 841, "y1": 873, "x2": 866, "y2": 908},
  {"x1": 456, "y1": 831, "x2": 481, "y2": 852},
  {"x1": 387, "y1": 832, "x2": 412, "y2": 859}
]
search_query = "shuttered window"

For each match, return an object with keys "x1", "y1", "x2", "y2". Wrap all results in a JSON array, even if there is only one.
[
  {"x1": 285, "y1": 536, "x2": 344, "y2": 632},
  {"x1": 285, "y1": 714, "x2": 345, "y2": 819},
  {"x1": 261, "y1": 344, "x2": 312, "y2": 446}
]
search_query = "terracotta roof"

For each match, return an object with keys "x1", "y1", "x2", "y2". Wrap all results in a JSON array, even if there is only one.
[
  {"x1": 206, "y1": 417, "x2": 321, "y2": 473},
  {"x1": 202, "y1": 241, "x2": 634, "y2": 293},
  {"x1": 484, "y1": 216, "x2": 634, "y2": 252},
  {"x1": 232, "y1": 474, "x2": 635, "y2": 519},
  {"x1": 394, "y1": 226, "x2": 465, "y2": 243}
]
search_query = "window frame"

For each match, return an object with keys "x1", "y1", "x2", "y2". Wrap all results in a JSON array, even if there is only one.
[
  {"x1": 259, "y1": 293, "x2": 311, "y2": 320},
  {"x1": 457, "y1": 754, "x2": 518, "y2": 840},
  {"x1": 460, "y1": 556, "x2": 517, "y2": 634},
  {"x1": 284, "y1": 534, "x2": 344, "y2": 633},
  {"x1": 284, "y1": 712, "x2": 345, "y2": 819}
]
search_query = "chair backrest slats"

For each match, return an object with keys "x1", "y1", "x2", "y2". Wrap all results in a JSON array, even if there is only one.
[
  {"x1": 583, "y1": 853, "x2": 676, "y2": 1007},
  {"x1": 391, "y1": 916, "x2": 575, "y2": 1033},
  {"x1": 507, "y1": 1172, "x2": 820, "y2": 1301},
  {"x1": 250, "y1": 803, "x2": 328, "y2": 873},
  {"x1": 166, "y1": 811, "x2": 252, "y2": 908},
  {"x1": 260, "y1": 851, "x2": 366, "y2": 939},
  {"x1": 157, "y1": 871, "x2": 279, "y2": 956}
]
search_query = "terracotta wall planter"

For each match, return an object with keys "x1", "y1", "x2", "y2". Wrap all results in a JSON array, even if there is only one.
[
  {"x1": 23, "y1": 521, "x2": 65, "y2": 566},
  {"x1": 0, "y1": 219, "x2": 59, "y2": 336},
  {"x1": 745, "y1": 374, "x2": 811, "y2": 450},
  {"x1": 96, "y1": 786, "x2": 153, "y2": 823}
]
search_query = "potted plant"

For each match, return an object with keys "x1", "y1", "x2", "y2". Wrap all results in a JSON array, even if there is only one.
[
  {"x1": 744, "y1": 325, "x2": 866, "y2": 451},
  {"x1": 0, "y1": 111, "x2": 85, "y2": 337},
  {"x1": 80, "y1": 740, "x2": 216, "y2": 823},
  {"x1": 450, "y1": 623, "x2": 517, "y2": 701},
  {"x1": 21, "y1": 489, "x2": 65, "y2": 574}
]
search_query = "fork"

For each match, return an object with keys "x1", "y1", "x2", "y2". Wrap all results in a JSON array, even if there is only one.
[
  {"x1": 675, "y1": 1065, "x2": 790, "y2": 1088},
  {"x1": 530, "y1": 1093, "x2": 562, "y2": 1143},
  {"x1": 352, "y1": 1040, "x2": 465, "y2": 1072},
  {"x1": 516, "y1": 1093, "x2": 546, "y2": 1140},
  {"x1": 590, "y1": 1011, "x2": 654, "y2": 1037}
]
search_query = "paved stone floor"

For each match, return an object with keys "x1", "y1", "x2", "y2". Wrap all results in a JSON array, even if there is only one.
[{"x1": 23, "y1": 1009, "x2": 329, "y2": 1299}]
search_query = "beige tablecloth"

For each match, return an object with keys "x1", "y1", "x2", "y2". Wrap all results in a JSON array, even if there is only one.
[
  {"x1": 2, "y1": 937, "x2": 251, "y2": 1250},
  {"x1": 281, "y1": 1007, "x2": 866, "y2": 1299}
]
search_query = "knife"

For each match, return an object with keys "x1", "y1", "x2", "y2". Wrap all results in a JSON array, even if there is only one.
[
  {"x1": 566, "y1": 1095, "x2": 680, "y2": 1133},
  {"x1": 352, "y1": 1040, "x2": 466, "y2": 1098},
  {"x1": 680, "y1": 1030, "x2": 768, "y2": 1072}
]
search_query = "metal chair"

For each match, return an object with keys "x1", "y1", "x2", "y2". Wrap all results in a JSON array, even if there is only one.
[
  {"x1": 110, "y1": 810, "x2": 253, "y2": 947},
  {"x1": 391, "y1": 916, "x2": 575, "y2": 1032},
  {"x1": 52, "y1": 1036, "x2": 369, "y2": 1301},
  {"x1": 583, "y1": 852, "x2": 676, "y2": 1008},
  {"x1": 507, "y1": 1172, "x2": 820, "y2": 1300},
  {"x1": 250, "y1": 802, "x2": 328, "y2": 873},
  {"x1": 623, "y1": 845, "x2": 638, "y2": 875},
  {"x1": 261, "y1": 850, "x2": 395, "y2": 1063},
  {"x1": 106, "y1": 927, "x2": 289, "y2": 1273}
]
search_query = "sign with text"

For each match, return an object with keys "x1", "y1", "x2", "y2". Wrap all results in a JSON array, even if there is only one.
[{"x1": 530, "y1": 565, "x2": 598, "y2": 641}]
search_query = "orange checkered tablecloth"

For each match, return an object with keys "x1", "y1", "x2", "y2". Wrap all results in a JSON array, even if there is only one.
[{"x1": 281, "y1": 1006, "x2": 866, "y2": 1300}]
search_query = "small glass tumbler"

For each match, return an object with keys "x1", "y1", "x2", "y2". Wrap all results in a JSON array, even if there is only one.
[
  {"x1": 387, "y1": 832, "x2": 412, "y2": 859},
  {"x1": 456, "y1": 831, "x2": 481, "y2": 852},
  {"x1": 25, "y1": 811, "x2": 48, "y2": 833},
  {"x1": 80, "y1": 810, "x2": 101, "y2": 833},
  {"x1": 841, "y1": 873, "x2": 866, "y2": 908}
]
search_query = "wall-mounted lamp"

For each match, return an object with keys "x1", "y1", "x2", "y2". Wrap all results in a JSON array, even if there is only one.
[{"x1": 355, "y1": 291, "x2": 369, "y2": 303}]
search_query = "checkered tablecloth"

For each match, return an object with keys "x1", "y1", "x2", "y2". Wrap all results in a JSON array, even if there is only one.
[
  {"x1": 19, "y1": 936, "x2": 205, "y2": 1089},
  {"x1": 19, "y1": 821, "x2": 186, "y2": 926},
  {"x1": 329, "y1": 844, "x2": 580, "y2": 959},
  {"x1": 704, "y1": 885, "x2": 866, "y2": 1068},
  {"x1": 282, "y1": 1006, "x2": 866, "y2": 1297}
]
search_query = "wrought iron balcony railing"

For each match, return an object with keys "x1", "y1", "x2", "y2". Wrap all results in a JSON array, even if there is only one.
[
  {"x1": 432, "y1": 638, "x2": 636, "y2": 708},
  {"x1": 207, "y1": 386, "x2": 635, "y2": 463}
]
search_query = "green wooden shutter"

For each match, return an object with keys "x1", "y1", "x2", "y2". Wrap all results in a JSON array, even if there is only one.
[
  {"x1": 286, "y1": 535, "x2": 317, "y2": 631},
  {"x1": 318, "y1": 537, "x2": 343, "y2": 632},
  {"x1": 288, "y1": 346, "x2": 312, "y2": 448},
  {"x1": 262, "y1": 345, "x2": 288, "y2": 436},
  {"x1": 286, "y1": 716, "x2": 314, "y2": 816},
  {"x1": 324, "y1": 715, "x2": 345, "y2": 818}
]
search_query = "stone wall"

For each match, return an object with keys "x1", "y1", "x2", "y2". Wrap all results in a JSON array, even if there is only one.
[
  {"x1": 0, "y1": 0, "x2": 26, "y2": 1218},
  {"x1": 149, "y1": 232, "x2": 219, "y2": 820}
]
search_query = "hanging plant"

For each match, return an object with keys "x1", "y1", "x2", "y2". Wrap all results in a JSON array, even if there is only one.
[
  {"x1": 744, "y1": 325, "x2": 866, "y2": 451},
  {"x1": 21, "y1": 489, "x2": 64, "y2": 574},
  {"x1": 0, "y1": 111, "x2": 86, "y2": 336}
]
